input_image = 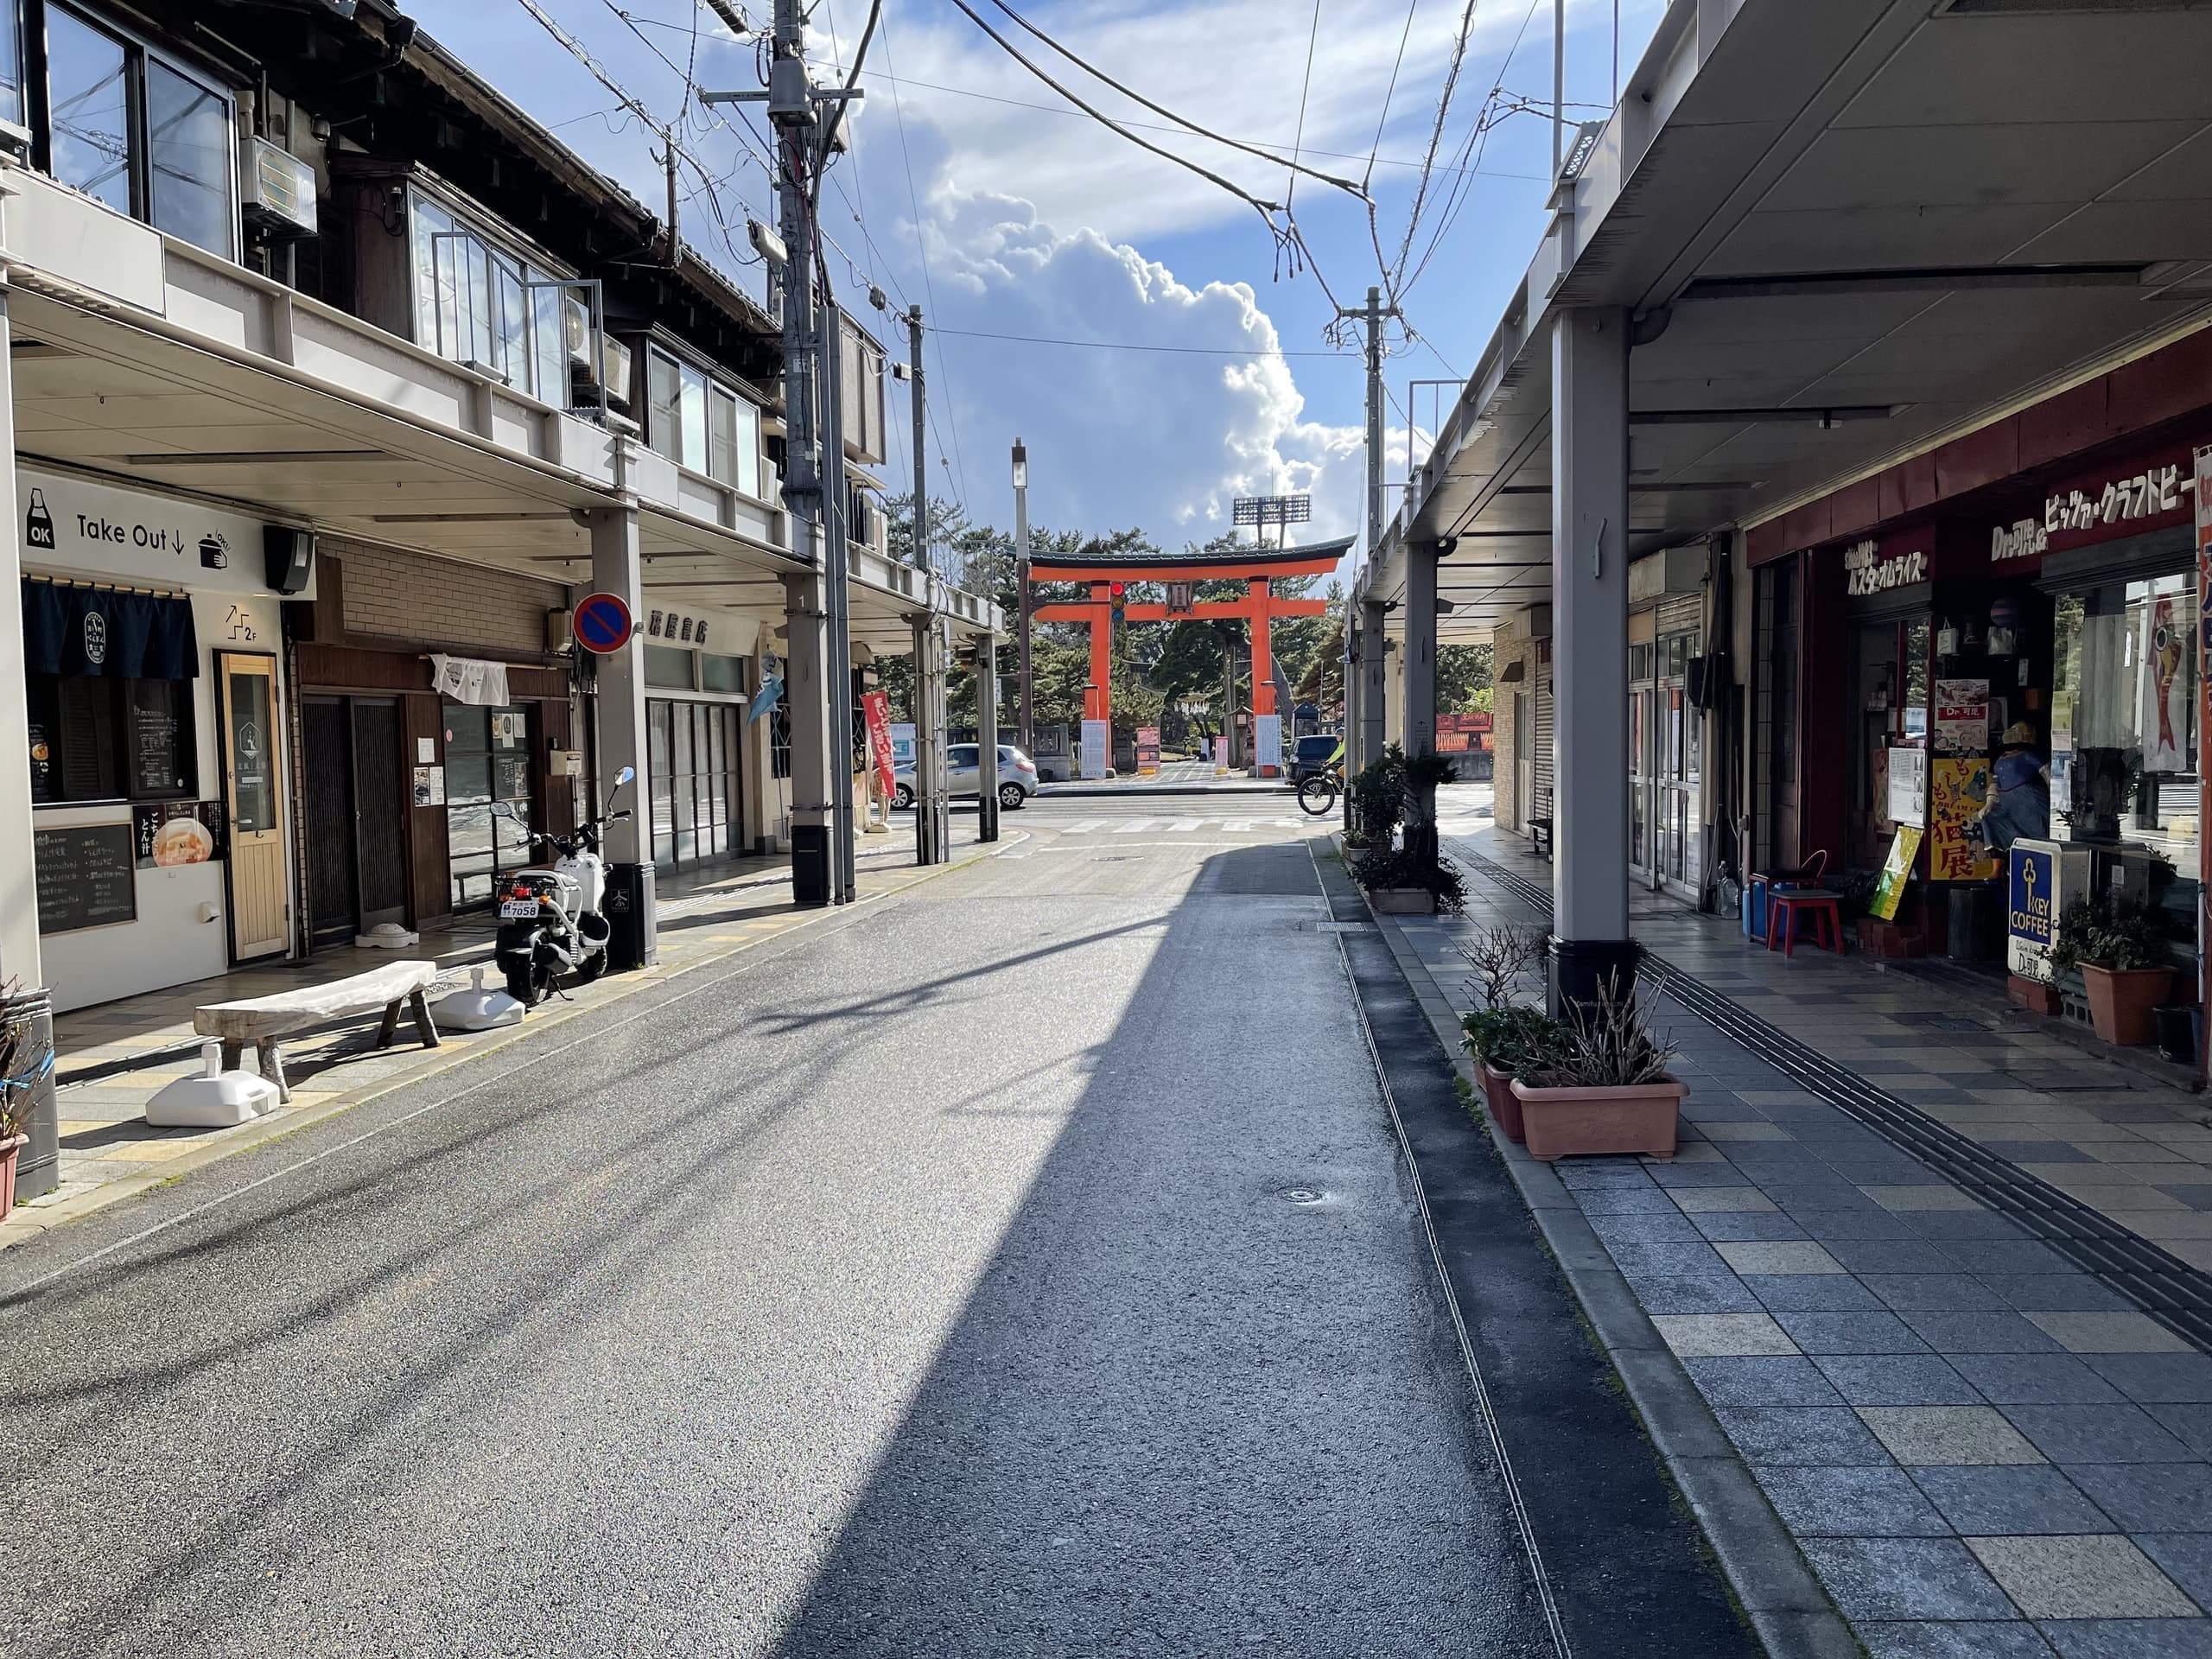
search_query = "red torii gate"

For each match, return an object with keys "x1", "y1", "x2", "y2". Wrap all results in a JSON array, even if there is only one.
[{"x1": 1023, "y1": 539, "x2": 1351, "y2": 768}]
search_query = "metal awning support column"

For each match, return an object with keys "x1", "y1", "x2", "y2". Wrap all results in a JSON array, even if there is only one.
[
  {"x1": 1360, "y1": 597, "x2": 1388, "y2": 767},
  {"x1": 1402, "y1": 548, "x2": 1439, "y2": 762},
  {"x1": 1549, "y1": 306, "x2": 1635, "y2": 1014},
  {"x1": 976, "y1": 632, "x2": 1001, "y2": 842},
  {"x1": 910, "y1": 612, "x2": 949, "y2": 865},
  {"x1": 588, "y1": 503, "x2": 656, "y2": 965},
  {"x1": 783, "y1": 569, "x2": 836, "y2": 905},
  {"x1": 0, "y1": 286, "x2": 37, "y2": 992}
]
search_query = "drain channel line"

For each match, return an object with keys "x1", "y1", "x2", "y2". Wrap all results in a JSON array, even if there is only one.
[
  {"x1": 1452, "y1": 843, "x2": 2212, "y2": 1354},
  {"x1": 1334, "y1": 925, "x2": 1573, "y2": 1659}
]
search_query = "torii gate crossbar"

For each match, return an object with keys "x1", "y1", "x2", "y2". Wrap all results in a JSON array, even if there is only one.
[{"x1": 1020, "y1": 539, "x2": 1351, "y2": 775}]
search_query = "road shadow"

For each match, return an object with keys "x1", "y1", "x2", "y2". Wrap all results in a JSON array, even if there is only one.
[{"x1": 770, "y1": 840, "x2": 1557, "y2": 1657}]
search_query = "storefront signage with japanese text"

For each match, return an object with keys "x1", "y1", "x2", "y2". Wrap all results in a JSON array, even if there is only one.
[
  {"x1": 1995, "y1": 451, "x2": 2196, "y2": 564},
  {"x1": 1888, "y1": 746, "x2": 1926, "y2": 827},
  {"x1": 1933, "y1": 679, "x2": 1989, "y2": 756},
  {"x1": 1843, "y1": 537, "x2": 1929, "y2": 597},
  {"x1": 1870, "y1": 826, "x2": 1923, "y2": 922}
]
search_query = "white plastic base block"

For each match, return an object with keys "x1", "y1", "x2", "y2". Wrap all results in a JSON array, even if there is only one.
[
  {"x1": 145, "y1": 1042, "x2": 282, "y2": 1128},
  {"x1": 431, "y1": 966, "x2": 524, "y2": 1032},
  {"x1": 355, "y1": 923, "x2": 421, "y2": 949}
]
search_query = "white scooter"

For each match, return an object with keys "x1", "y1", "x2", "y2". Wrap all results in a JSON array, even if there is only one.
[{"x1": 493, "y1": 765, "x2": 634, "y2": 1008}]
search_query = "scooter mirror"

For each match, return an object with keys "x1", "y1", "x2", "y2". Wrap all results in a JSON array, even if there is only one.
[{"x1": 615, "y1": 765, "x2": 636, "y2": 788}]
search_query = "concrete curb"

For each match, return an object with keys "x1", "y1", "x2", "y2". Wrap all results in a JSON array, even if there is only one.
[
  {"x1": 1360, "y1": 900, "x2": 1859, "y2": 1659},
  {"x1": 6, "y1": 839, "x2": 995, "y2": 1256}
]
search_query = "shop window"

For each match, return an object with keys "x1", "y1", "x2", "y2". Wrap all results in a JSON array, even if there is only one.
[
  {"x1": 2051, "y1": 576, "x2": 2199, "y2": 861},
  {"x1": 0, "y1": 1, "x2": 23, "y2": 132},
  {"x1": 411, "y1": 190, "x2": 572, "y2": 404},
  {"x1": 27, "y1": 674, "x2": 195, "y2": 804},
  {"x1": 699, "y1": 652, "x2": 745, "y2": 695},
  {"x1": 647, "y1": 344, "x2": 763, "y2": 493},
  {"x1": 42, "y1": 7, "x2": 236, "y2": 257},
  {"x1": 647, "y1": 697, "x2": 743, "y2": 867},
  {"x1": 22, "y1": 582, "x2": 199, "y2": 804},
  {"x1": 644, "y1": 645, "x2": 694, "y2": 690}
]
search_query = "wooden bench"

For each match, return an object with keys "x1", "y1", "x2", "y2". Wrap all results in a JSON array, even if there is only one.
[
  {"x1": 194, "y1": 960, "x2": 442, "y2": 1104},
  {"x1": 1529, "y1": 817, "x2": 1554, "y2": 859}
]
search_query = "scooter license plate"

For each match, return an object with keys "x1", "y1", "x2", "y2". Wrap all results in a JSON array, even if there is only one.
[{"x1": 499, "y1": 898, "x2": 540, "y2": 918}]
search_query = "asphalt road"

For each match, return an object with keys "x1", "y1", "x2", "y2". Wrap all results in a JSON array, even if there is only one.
[{"x1": 0, "y1": 795, "x2": 1563, "y2": 1658}]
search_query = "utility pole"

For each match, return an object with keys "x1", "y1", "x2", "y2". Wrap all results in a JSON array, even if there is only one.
[
  {"x1": 1337, "y1": 284, "x2": 1399, "y2": 821},
  {"x1": 907, "y1": 306, "x2": 927, "y2": 570},
  {"x1": 702, "y1": 0, "x2": 864, "y2": 903},
  {"x1": 1014, "y1": 438, "x2": 1033, "y2": 761}
]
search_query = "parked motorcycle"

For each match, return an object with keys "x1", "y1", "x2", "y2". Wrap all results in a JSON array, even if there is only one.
[{"x1": 493, "y1": 765, "x2": 635, "y2": 1008}]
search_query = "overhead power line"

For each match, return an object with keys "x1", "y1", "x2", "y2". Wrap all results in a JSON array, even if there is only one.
[
  {"x1": 976, "y1": 0, "x2": 1368, "y2": 201},
  {"x1": 841, "y1": 66, "x2": 1553, "y2": 181},
  {"x1": 928, "y1": 326, "x2": 1351, "y2": 359}
]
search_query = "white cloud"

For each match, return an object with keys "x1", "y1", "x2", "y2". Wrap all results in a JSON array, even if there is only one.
[{"x1": 894, "y1": 170, "x2": 1376, "y2": 556}]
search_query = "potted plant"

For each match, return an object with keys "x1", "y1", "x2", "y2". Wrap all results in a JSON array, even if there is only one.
[
  {"x1": 1401, "y1": 746, "x2": 1459, "y2": 871},
  {"x1": 1464, "y1": 1005, "x2": 1565, "y2": 1141},
  {"x1": 1351, "y1": 845, "x2": 1467, "y2": 915},
  {"x1": 1458, "y1": 925, "x2": 1550, "y2": 1139},
  {"x1": 1510, "y1": 974, "x2": 1687, "y2": 1160},
  {"x1": 0, "y1": 986, "x2": 53, "y2": 1224},
  {"x1": 1347, "y1": 745, "x2": 1408, "y2": 849},
  {"x1": 2052, "y1": 896, "x2": 2173, "y2": 1046}
]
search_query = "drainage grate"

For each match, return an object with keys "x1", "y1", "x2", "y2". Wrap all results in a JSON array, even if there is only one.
[{"x1": 1454, "y1": 844, "x2": 2212, "y2": 1352}]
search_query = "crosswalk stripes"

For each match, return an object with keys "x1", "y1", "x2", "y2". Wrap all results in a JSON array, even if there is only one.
[{"x1": 1043, "y1": 815, "x2": 1309, "y2": 836}]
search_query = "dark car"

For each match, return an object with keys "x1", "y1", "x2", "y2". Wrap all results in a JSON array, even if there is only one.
[{"x1": 1287, "y1": 733, "x2": 1341, "y2": 785}]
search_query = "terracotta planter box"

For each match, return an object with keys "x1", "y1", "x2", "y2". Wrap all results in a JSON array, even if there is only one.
[
  {"x1": 2007, "y1": 975, "x2": 2063, "y2": 1017},
  {"x1": 1856, "y1": 917, "x2": 1925, "y2": 958},
  {"x1": 2081, "y1": 963, "x2": 2174, "y2": 1047},
  {"x1": 1475, "y1": 1058, "x2": 1525, "y2": 1141},
  {"x1": 1510, "y1": 1077, "x2": 1686, "y2": 1161},
  {"x1": 1368, "y1": 887, "x2": 1435, "y2": 916},
  {"x1": 0, "y1": 1134, "x2": 24, "y2": 1224}
]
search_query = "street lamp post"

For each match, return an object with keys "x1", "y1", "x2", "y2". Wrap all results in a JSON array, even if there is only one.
[{"x1": 1014, "y1": 439, "x2": 1033, "y2": 762}]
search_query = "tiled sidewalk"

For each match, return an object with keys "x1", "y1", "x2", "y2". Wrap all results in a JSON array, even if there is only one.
[
  {"x1": 1397, "y1": 828, "x2": 2212, "y2": 1657},
  {"x1": 16, "y1": 830, "x2": 985, "y2": 1249}
]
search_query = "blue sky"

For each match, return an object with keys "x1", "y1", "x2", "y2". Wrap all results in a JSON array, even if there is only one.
[{"x1": 411, "y1": 0, "x2": 1664, "y2": 561}]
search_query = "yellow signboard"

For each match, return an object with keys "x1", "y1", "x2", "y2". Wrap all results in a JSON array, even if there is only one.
[
  {"x1": 1870, "y1": 825, "x2": 1923, "y2": 921},
  {"x1": 1929, "y1": 757, "x2": 1999, "y2": 881}
]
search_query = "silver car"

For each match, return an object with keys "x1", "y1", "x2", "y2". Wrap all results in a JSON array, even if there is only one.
[{"x1": 893, "y1": 743, "x2": 1039, "y2": 810}]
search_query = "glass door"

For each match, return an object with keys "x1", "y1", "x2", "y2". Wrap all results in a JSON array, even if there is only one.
[
  {"x1": 1629, "y1": 642, "x2": 1656, "y2": 883},
  {"x1": 218, "y1": 652, "x2": 288, "y2": 960},
  {"x1": 444, "y1": 702, "x2": 535, "y2": 909},
  {"x1": 1658, "y1": 631, "x2": 1701, "y2": 892}
]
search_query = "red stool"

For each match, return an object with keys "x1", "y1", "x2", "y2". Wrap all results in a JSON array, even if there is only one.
[{"x1": 1765, "y1": 888, "x2": 1842, "y2": 957}]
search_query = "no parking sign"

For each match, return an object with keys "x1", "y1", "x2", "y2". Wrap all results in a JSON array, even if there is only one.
[{"x1": 574, "y1": 591, "x2": 633, "y2": 654}]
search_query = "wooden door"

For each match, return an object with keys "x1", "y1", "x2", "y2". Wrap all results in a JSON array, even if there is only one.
[
  {"x1": 302, "y1": 697, "x2": 358, "y2": 947},
  {"x1": 218, "y1": 652, "x2": 289, "y2": 960},
  {"x1": 351, "y1": 699, "x2": 408, "y2": 929}
]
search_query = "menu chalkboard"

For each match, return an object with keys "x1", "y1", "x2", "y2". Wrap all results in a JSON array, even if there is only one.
[
  {"x1": 35, "y1": 823, "x2": 137, "y2": 934},
  {"x1": 128, "y1": 681, "x2": 187, "y2": 798}
]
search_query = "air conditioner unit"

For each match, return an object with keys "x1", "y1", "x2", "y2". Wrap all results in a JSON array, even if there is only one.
[
  {"x1": 547, "y1": 608, "x2": 574, "y2": 652},
  {"x1": 239, "y1": 137, "x2": 317, "y2": 238},
  {"x1": 563, "y1": 295, "x2": 594, "y2": 365},
  {"x1": 571, "y1": 331, "x2": 632, "y2": 408}
]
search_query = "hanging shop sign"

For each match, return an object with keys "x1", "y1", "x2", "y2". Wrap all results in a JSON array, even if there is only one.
[
  {"x1": 18, "y1": 466, "x2": 310, "y2": 601},
  {"x1": 1842, "y1": 535, "x2": 1929, "y2": 598}
]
